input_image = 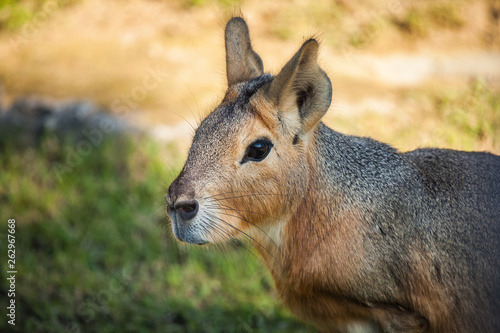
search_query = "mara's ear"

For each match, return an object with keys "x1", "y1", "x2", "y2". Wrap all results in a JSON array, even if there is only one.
[
  {"x1": 225, "y1": 17, "x2": 264, "y2": 87},
  {"x1": 266, "y1": 39, "x2": 332, "y2": 133}
]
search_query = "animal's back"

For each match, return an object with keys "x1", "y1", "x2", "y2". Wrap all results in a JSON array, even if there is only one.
[{"x1": 404, "y1": 148, "x2": 500, "y2": 332}]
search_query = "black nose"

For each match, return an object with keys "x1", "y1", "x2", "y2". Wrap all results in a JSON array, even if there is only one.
[{"x1": 174, "y1": 200, "x2": 199, "y2": 221}]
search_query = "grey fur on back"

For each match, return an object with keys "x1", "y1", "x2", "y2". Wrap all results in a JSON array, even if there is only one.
[{"x1": 314, "y1": 122, "x2": 500, "y2": 332}]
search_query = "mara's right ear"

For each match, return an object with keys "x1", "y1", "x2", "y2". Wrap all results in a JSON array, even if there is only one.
[
  {"x1": 225, "y1": 17, "x2": 264, "y2": 87},
  {"x1": 266, "y1": 39, "x2": 332, "y2": 134}
]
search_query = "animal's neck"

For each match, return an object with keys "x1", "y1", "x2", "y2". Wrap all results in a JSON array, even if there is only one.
[
  {"x1": 255, "y1": 122, "x2": 420, "y2": 289},
  {"x1": 312, "y1": 123, "x2": 421, "y2": 213}
]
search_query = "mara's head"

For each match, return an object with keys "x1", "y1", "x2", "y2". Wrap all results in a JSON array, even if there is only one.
[{"x1": 166, "y1": 17, "x2": 332, "y2": 245}]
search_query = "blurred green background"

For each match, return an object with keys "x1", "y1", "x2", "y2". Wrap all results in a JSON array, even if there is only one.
[{"x1": 0, "y1": 0, "x2": 499, "y2": 332}]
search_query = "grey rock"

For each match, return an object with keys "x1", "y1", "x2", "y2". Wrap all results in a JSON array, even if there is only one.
[{"x1": 0, "y1": 96, "x2": 133, "y2": 147}]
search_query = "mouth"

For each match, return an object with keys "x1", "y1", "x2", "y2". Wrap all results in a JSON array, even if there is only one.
[{"x1": 168, "y1": 211, "x2": 209, "y2": 245}]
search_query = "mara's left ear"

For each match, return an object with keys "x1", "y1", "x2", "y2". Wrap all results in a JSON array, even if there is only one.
[
  {"x1": 225, "y1": 17, "x2": 264, "y2": 87},
  {"x1": 265, "y1": 39, "x2": 332, "y2": 134}
]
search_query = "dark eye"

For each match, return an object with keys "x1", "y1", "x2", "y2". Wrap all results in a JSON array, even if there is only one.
[{"x1": 242, "y1": 139, "x2": 273, "y2": 163}]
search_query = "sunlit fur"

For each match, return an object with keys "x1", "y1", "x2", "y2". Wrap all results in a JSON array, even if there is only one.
[{"x1": 166, "y1": 17, "x2": 500, "y2": 333}]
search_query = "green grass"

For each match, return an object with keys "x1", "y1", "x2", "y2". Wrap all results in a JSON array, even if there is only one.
[
  {"x1": 330, "y1": 79, "x2": 500, "y2": 153},
  {"x1": 390, "y1": 1, "x2": 465, "y2": 36},
  {"x1": 0, "y1": 134, "x2": 312, "y2": 332},
  {"x1": 0, "y1": 0, "x2": 32, "y2": 31},
  {"x1": 0, "y1": 0, "x2": 80, "y2": 32},
  {"x1": 431, "y1": 79, "x2": 500, "y2": 150}
]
